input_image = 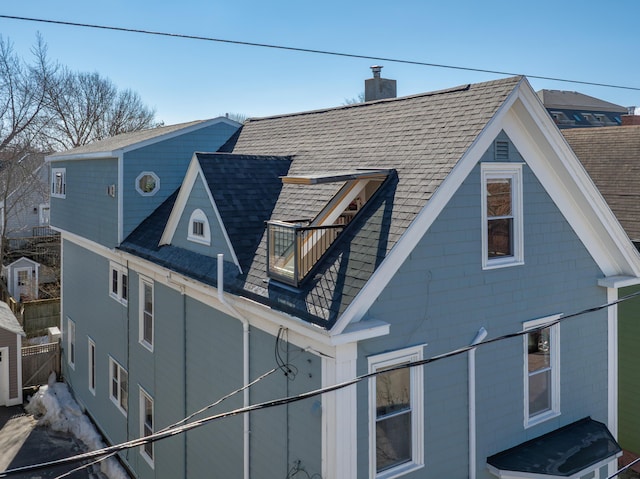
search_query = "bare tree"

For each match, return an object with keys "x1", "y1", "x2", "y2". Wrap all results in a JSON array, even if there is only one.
[{"x1": 44, "y1": 69, "x2": 159, "y2": 150}]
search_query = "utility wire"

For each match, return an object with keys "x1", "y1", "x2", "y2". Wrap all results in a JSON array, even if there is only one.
[
  {"x1": 1, "y1": 14, "x2": 640, "y2": 92},
  {"x1": 4, "y1": 288, "x2": 640, "y2": 477}
]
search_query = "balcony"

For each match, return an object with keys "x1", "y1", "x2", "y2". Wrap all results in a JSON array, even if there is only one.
[{"x1": 267, "y1": 220, "x2": 345, "y2": 287}]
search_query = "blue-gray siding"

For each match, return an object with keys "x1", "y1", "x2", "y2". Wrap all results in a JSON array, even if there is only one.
[
  {"x1": 356, "y1": 136, "x2": 608, "y2": 478},
  {"x1": 122, "y1": 123, "x2": 238, "y2": 240},
  {"x1": 51, "y1": 159, "x2": 119, "y2": 247}
]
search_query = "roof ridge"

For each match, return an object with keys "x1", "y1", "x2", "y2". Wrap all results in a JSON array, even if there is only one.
[{"x1": 245, "y1": 76, "x2": 521, "y2": 123}]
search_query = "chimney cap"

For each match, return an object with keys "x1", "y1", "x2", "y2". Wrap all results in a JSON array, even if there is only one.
[{"x1": 370, "y1": 65, "x2": 383, "y2": 78}]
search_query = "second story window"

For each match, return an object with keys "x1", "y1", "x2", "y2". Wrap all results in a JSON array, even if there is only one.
[
  {"x1": 139, "y1": 279, "x2": 154, "y2": 351},
  {"x1": 481, "y1": 163, "x2": 523, "y2": 269},
  {"x1": 51, "y1": 168, "x2": 66, "y2": 198},
  {"x1": 136, "y1": 171, "x2": 160, "y2": 196},
  {"x1": 109, "y1": 262, "x2": 128, "y2": 305},
  {"x1": 109, "y1": 358, "x2": 128, "y2": 416}
]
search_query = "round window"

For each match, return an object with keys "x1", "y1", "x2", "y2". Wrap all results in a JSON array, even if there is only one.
[{"x1": 136, "y1": 172, "x2": 160, "y2": 196}]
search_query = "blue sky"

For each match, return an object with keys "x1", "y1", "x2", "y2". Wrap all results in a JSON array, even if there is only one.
[{"x1": 1, "y1": 1, "x2": 638, "y2": 125}]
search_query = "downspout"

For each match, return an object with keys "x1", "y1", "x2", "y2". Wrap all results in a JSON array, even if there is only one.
[
  {"x1": 218, "y1": 254, "x2": 250, "y2": 479},
  {"x1": 468, "y1": 327, "x2": 487, "y2": 479}
]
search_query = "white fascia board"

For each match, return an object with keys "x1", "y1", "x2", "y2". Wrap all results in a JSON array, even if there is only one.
[
  {"x1": 598, "y1": 275, "x2": 640, "y2": 288},
  {"x1": 117, "y1": 152, "x2": 124, "y2": 245},
  {"x1": 330, "y1": 80, "x2": 522, "y2": 336},
  {"x1": 505, "y1": 83, "x2": 640, "y2": 278},
  {"x1": 158, "y1": 155, "x2": 242, "y2": 273},
  {"x1": 45, "y1": 151, "x2": 117, "y2": 162}
]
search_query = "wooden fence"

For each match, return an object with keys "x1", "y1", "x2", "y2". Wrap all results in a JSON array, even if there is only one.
[
  {"x1": 21, "y1": 298, "x2": 60, "y2": 337},
  {"x1": 22, "y1": 342, "x2": 60, "y2": 388}
]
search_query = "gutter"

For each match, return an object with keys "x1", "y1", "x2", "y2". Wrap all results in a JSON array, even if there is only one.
[{"x1": 469, "y1": 327, "x2": 488, "y2": 479}]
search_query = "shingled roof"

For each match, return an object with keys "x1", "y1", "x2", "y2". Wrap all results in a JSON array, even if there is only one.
[
  {"x1": 563, "y1": 126, "x2": 640, "y2": 242},
  {"x1": 122, "y1": 76, "x2": 522, "y2": 328}
]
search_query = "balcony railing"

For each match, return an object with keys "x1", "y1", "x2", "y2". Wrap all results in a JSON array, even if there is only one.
[{"x1": 267, "y1": 220, "x2": 345, "y2": 287}]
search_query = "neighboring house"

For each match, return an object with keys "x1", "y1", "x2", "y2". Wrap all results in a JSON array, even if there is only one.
[
  {"x1": 537, "y1": 89, "x2": 629, "y2": 128},
  {"x1": 48, "y1": 76, "x2": 640, "y2": 479},
  {"x1": 0, "y1": 153, "x2": 51, "y2": 241},
  {"x1": 563, "y1": 125, "x2": 640, "y2": 465},
  {"x1": 0, "y1": 300, "x2": 25, "y2": 406}
]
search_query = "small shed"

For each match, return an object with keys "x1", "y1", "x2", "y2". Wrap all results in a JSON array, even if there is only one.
[
  {"x1": 0, "y1": 301, "x2": 25, "y2": 406},
  {"x1": 4, "y1": 257, "x2": 40, "y2": 302}
]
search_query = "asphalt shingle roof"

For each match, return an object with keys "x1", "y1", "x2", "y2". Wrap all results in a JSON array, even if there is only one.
[
  {"x1": 122, "y1": 76, "x2": 522, "y2": 329},
  {"x1": 0, "y1": 301, "x2": 24, "y2": 336},
  {"x1": 563, "y1": 126, "x2": 640, "y2": 242}
]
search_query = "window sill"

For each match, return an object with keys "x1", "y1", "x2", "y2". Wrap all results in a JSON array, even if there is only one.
[
  {"x1": 376, "y1": 462, "x2": 424, "y2": 479},
  {"x1": 110, "y1": 397, "x2": 128, "y2": 418},
  {"x1": 483, "y1": 257, "x2": 524, "y2": 270},
  {"x1": 109, "y1": 293, "x2": 128, "y2": 306},
  {"x1": 525, "y1": 409, "x2": 560, "y2": 429},
  {"x1": 187, "y1": 235, "x2": 210, "y2": 246},
  {"x1": 140, "y1": 450, "x2": 154, "y2": 469},
  {"x1": 139, "y1": 340, "x2": 153, "y2": 353}
]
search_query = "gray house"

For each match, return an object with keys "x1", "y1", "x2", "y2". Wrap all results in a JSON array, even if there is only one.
[
  {"x1": 48, "y1": 77, "x2": 640, "y2": 479},
  {"x1": 0, "y1": 300, "x2": 25, "y2": 406}
]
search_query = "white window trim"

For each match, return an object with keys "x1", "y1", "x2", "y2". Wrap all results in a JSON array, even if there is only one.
[
  {"x1": 51, "y1": 168, "x2": 66, "y2": 198},
  {"x1": 139, "y1": 387, "x2": 155, "y2": 468},
  {"x1": 109, "y1": 357, "x2": 128, "y2": 417},
  {"x1": 481, "y1": 163, "x2": 524, "y2": 270},
  {"x1": 109, "y1": 262, "x2": 128, "y2": 305},
  {"x1": 139, "y1": 278, "x2": 154, "y2": 352},
  {"x1": 135, "y1": 171, "x2": 160, "y2": 196},
  {"x1": 368, "y1": 345, "x2": 425, "y2": 479},
  {"x1": 67, "y1": 317, "x2": 75, "y2": 369},
  {"x1": 88, "y1": 338, "x2": 96, "y2": 395},
  {"x1": 523, "y1": 314, "x2": 561, "y2": 428},
  {"x1": 187, "y1": 208, "x2": 211, "y2": 246}
]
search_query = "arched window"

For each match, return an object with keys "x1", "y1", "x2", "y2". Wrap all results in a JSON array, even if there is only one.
[{"x1": 188, "y1": 209, "x2": 211, "y2": 245}]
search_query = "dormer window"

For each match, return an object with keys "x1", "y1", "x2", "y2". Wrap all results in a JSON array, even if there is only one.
[
  {"x1": 188, "y1": 209, "x2": 210, "y2": 245},
  {"x1": 267, "y1": 169, "x2": 391, "y2": 286}
]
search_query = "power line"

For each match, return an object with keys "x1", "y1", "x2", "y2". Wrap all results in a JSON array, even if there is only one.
[
  {"x1": 3, "y1": 288, "x2": 640, "y2": 477},
  {"x1": 1, "y1": 14, "x2": 640, "y2": 93}
]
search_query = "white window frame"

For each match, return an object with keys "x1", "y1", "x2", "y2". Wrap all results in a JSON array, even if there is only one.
[
  {"x1": 109, "y1": 262, "x2": 128, "y2": 305},
  {"x1": 481, "y1": 163, "x2": 524, "y2": 270},
  {"x1": 139, "y1": 278, "x2": 154, "y2": 352},
  {"x1": 109, "y1": 357, "x2": 128, "y2": 416},
  {"x1": 368, "y1": 345, "x2": 424, "y2": 479},
  {"x1": 187, "y1": 208, "x2": 211, "y2": 246},
  {"x1": 139, "y1": 387, "x2": 155, "y2": 468},
  {"x1": 135, "y1": 171, "x2": 160, "y2": 196},
  {"x1": 523, "y1": 315, "x2": 561, "y2": 428},
  {"x1": 38, "y1": 203, "x2": 50, "y2": 226},
  {"x1": 66, "y1": 317, "x2": 75, "y2": 369},
  {"x1": 88, "y1": 338, "x2": 96, "y2": 395},
  {"x1": 51, "y1": 168, "x2": 66, "y2": 198}
]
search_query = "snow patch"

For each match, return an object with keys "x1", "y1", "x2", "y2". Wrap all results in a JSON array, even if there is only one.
[{"x1": 26, "y1": 374, "x2": 129, "y2": 479}]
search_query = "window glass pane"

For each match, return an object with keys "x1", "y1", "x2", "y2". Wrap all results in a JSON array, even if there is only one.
[
  {"x1": 376, "y1": 367, "x2": 410, "y2": 416},
  {"x1": 112, "y1": 269, "x2": 118, "y2": 295},
  {"x1": 528, "y1": 328, "x2": 551, "y2": 372},
  {"x1": 120, "y1": 369, "x2": 128, "y2": 411},
  {"x1": 529, "y1": 369, "x2": 551, "y2": 416},
  {"x1": 487, "y1": 178, "x2": 512, "y2": 217},
  {"x1": 487, "y1": 218, "x2": 512, "y2": 257},
  {"x1": 111, "y1": 363, "x2": 118, "y2": 399},
  {"x1": 144, "y1": 284, "x2": 152, "y2": 314},
  {"x1": 376, "y1": 412, "x2": 412, "y2": 471},
  {"x1": 122, "y1": 274, "x2": 128, "y2": 301}
]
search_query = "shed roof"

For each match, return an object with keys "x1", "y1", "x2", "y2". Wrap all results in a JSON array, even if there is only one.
[{"x1": 0, "y1": 301, "x2": 25, "y2": 336}]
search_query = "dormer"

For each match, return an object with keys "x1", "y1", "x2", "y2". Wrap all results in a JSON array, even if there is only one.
[{"x1": 266, "y1": 169, "x2": 391, "y2": 287}]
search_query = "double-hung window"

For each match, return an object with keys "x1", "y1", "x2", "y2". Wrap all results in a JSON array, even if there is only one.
[
  {"x1": 481, "y1": 163, "x2": 523, "y2": 269},
  {"x1": 368, "y1": 345, "x2": 424, "y2": 478},
  {"x1": 139, "y1": 279, "x2": 153, "y2": 351},
  {"x1": 524, "y1": 315, "x2": 561, "y2": 427},
  {"x1": 139, "y1": 388, "x2": 154, "y2": 467},
  {"x1": 109, "y1": 358, "x2": 128, "y2": 415},
  {"x1": 109, "y1": 262, "x2": 128, "y2": 305},
  {"x1": 51, "y1": 168, "x2": 66, "y2": 198}
]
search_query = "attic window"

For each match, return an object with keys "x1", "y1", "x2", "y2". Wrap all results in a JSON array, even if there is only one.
[
  {"x1": 136, "y1": 172, "x2": 160, "y2": 196},
  {"x1": 267, "y1": 169, "x2": 391, "y2": 286},
  {"x1": 188, "y1": 209, "x2": 210, "y2": 246},
  {"x1": 494, "y1": 141, "x2": 509, "y2": 161}
]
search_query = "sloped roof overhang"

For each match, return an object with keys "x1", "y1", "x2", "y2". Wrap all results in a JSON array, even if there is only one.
[{"x1": 487, "y1": 418, "x2": 621, "y2": 478}]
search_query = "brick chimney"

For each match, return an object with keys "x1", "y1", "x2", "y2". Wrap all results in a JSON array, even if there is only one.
[
  {"x1": 622, "y1": 107, "x2": 640, "y2": 125},
  {"x1": 364, "y1": 65, "x2": 397, "y2": 102}
]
